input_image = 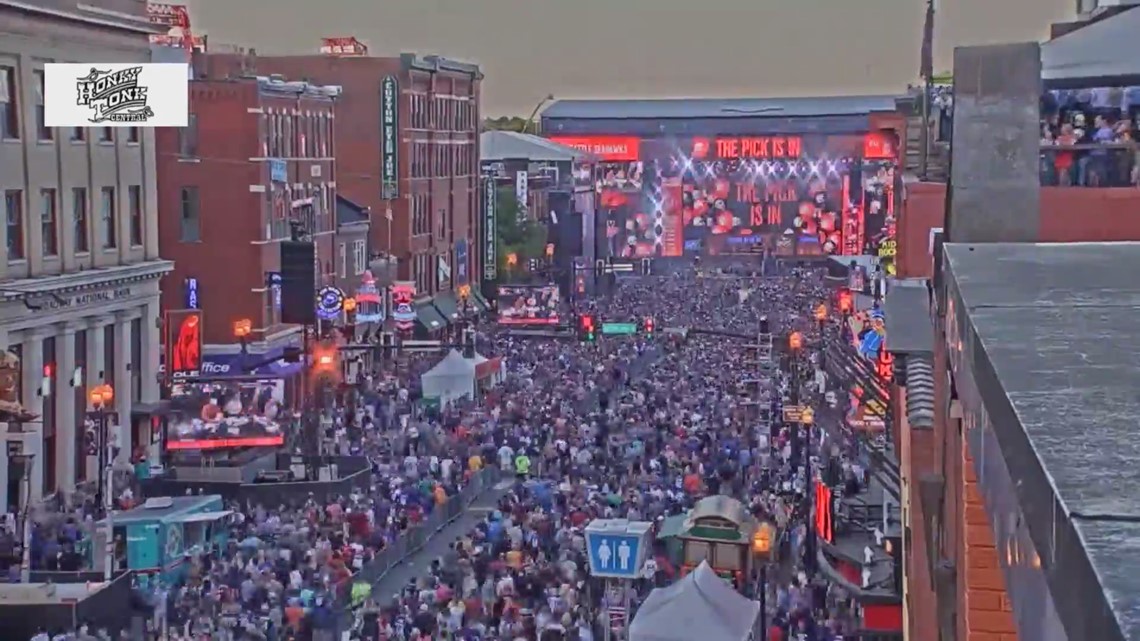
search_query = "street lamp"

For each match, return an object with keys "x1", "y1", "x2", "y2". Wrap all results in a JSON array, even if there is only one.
[
  {"x1": 233, "y1": 318, "x2": 252, "y2": 354},
  {"x1": 800, "y1": 405, "x2": 818, "y2": 578},
  {"x1": 87, "y1": 383, "x2": 117, "y2": 581},
  {"x1": 751, "y1": 520, "x2": 776, "y2": 635},
  {"x1": 789, "y1": 331, "x2": 803, "y2": 351},
  {"x1": 522, "y1": 93, "x2": 555, "y2": 134}
]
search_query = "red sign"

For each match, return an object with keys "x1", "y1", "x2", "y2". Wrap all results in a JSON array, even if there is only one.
[
  {"x1": 714, "y1": 136, "x2": 803, "y2": 159},
  {"x1": 165, "y1": 310, "x2": 202, "y2": 377},
  {"x1": 146, "y1": 2, "x2": 190, "y2": 28},
  {"x1": 863, "y1": 131, "x2": 897, "y2": 160},
  {"x1": 549, "y1": 136, "x2": 641, "y2": 161},
  {"x1": 319, "y1": 36, "x2": 368, "y2": 57},
  {"x1": 167, "y1": 436, "x2": 285, "y2": 451}
]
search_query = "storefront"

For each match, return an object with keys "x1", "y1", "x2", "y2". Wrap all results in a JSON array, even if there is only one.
[{"x1": 0, "y1": 262, "x2": 171, "y2": 512}]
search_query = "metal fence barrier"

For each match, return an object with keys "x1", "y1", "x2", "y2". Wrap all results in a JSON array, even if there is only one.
[{"x1": 332, "y1": 465, "x2": 501, "y2": 616}]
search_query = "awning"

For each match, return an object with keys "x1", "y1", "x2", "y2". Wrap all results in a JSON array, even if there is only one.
[
  {"x1": 432, "y1": 292, "x2": 461, "y2": 323},
  {"x1": 1041, "y1": 7, "x2": 1140, "y2": 89},
  {"x1": 415, "y1": 301, "x2": 448, "y2": 331},
  {"x1": 173, "y1": 510, "x2": 234, "y2": 524},
  {"x1": 470, "y1": 290, "x2": 491, "y2": 313}
]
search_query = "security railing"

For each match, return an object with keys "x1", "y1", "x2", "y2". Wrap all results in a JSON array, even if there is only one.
[
  {"x1": 331, "y1": 465, "x2": 501, "y2": 613},
  {"x1": 1040, "y1": 143, "x2": 1138, "y2": 187}
]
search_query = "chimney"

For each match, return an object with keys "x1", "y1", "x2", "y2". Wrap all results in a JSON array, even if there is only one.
[{"x1": 945, "y1": 43, "x2": 1042, "y2": 244}]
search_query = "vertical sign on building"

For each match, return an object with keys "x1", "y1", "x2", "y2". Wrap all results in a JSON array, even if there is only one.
[
  {"x1": 483, "y1": 175, "x2": 498, "y2": 281},
  {"x1": 515, "y1": 170, "x2": 529, "y2": 222},
  {"x1": 380, "y1": 75, "x2": 399, "y2": 200}
]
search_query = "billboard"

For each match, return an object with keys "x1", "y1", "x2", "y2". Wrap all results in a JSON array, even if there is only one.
[
  {"x1": 496, "y1": 284, "x2": 562, "y2": 326},
  {"x1": 166, "y1": 379, "x2": 285, "y2": 450},
  {"x1": 164, "y1": 310, "x2": 202, "y2": 378}
]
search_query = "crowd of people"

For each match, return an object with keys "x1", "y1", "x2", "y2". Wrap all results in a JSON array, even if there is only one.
[
  {"x1": 921, "y1": 83, "x2": 1140, "y2": 186},
  {"x1": 14, "y1": 261, "x2": 885, "y2": 641}
]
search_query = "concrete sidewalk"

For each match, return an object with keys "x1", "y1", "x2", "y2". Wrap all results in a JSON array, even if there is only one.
[{"x1": 372, "y1": 478, "x2": 512, "y2": 599}]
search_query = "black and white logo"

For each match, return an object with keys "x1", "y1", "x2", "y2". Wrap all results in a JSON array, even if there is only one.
[{"x1": 76, "y1": 66, "x2": 154, "y2": 123}]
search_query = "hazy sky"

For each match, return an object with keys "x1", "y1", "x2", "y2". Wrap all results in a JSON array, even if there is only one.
[{"x1": 188, "y1": 0, "x2": 1074, "y2": 116}]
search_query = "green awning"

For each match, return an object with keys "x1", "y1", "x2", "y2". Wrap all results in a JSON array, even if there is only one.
[
  {"x1": 432, "y1": 292, "x2": 461, "y2": 323},
  {"x1": 415, "y1": 301, "x2": 448, "y2": 331},
  {"x1": 470, "y1": 290, "x2": 491, "y2": 313}
]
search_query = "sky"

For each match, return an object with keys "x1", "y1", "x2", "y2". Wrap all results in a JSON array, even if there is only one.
[{"x1": 187, "y1": 0, "x2": 1075, "y2": 117}]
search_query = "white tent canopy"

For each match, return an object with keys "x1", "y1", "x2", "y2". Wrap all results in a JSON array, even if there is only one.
[
  {"x1": 629, "y1": 561, "x2": 760, "y2": 641},
  {"x1": 420, "y1": 350, "x2": 477, "y2": 406}
]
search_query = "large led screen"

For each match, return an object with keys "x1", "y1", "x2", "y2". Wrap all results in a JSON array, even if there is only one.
[
  {"x1": 496, "y1": 284, "x2": 562, "y2": 326},
  {"x1": 166, "y1": 379, "x2": 286, "y2": 450}
]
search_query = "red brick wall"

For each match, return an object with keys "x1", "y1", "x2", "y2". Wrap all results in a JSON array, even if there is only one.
[
  {"x1": 963, "y1": 448, "x2": 1018, "y2": 641},
  {"x1": 898, "y1": 183, "x2": 1140, "y2": 278}
]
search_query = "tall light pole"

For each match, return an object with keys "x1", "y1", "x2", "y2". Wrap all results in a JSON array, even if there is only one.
[
  {"x1": 87, "y1": 383, "x2": 117, "y2": 580},
  {"x1": 522, "y1": 93, "x2": 554, "y2": 135}
]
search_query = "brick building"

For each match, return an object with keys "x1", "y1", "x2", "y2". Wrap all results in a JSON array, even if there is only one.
[
  {"x1": 889, "y1": 27, "x2": 1140, "y2": 641},
  {"x1": 155, "y1": 72, "x2": 338, "y2": 362},
  {"x1": 195, "y1": 52, "x2": 483, "y2": 318}
]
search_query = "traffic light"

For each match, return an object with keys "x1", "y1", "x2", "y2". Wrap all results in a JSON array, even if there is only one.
[
  {"x1": 84, "y1": 420, "x2": 98, "y2": 456},
  {"x1": 579, "y1": 314, "x2": 596, "y2": 342},
  {"x1": 642, "y1": 316, "x2": 655, "y2": 337}
]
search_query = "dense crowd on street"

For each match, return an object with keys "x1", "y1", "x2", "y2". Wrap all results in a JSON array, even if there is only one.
[{"x1": 13, "y1": 261, "x2": 880, "y2": 641}]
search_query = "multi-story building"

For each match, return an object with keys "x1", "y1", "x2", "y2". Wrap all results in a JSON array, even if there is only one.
[
  {"x1": 196, "y1": 51, "x2": 482, "y2": 328},
  {"x1": 0, "y1": 1, "x2": 173, "y2": 510},
  {"x1": 155, "y1": 70, "x2": 338, "y2": 381}
]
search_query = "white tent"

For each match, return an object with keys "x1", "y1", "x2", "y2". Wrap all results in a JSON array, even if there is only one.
[
  {"x1": 420, "y1": 350, "x2": 477, "y2": 406},
  {"x1": 629, "y1": 561, "x2": 760, "y2": 641}
]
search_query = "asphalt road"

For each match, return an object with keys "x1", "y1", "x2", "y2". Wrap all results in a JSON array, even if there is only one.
[{"x1": 371, "y1": 479, "x2": 512, "y2": 599}]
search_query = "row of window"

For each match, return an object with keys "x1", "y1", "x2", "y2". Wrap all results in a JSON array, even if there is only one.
[
  {"x1": 4, "y1": 186, "x2": 142, "y2": 260},
  {"x1": 177, "y1": 182, "x2": 338, "y2": 244},
  {"x1": 0, "y1": 66, "x2": 138, "y2": 143},
  {"x1": 337, "y1": 238, "x2": 368, "y2": 278},
  {"x1": 409, "y1": 140, "x2": 477, "y2": 178},
  {"x1": 408, "y1": 93, "x2": 477, "y2": 132},
  {"x1": 263, "y1": 109, "x2": 333, "y2": 159}
]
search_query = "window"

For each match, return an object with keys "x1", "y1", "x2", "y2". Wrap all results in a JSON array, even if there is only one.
[
  {"x1": 128, "y1": 185, "x2": 143, "y2": 246},
  {"x1": 100, "y1": 186, "x2": 116, "y2": 248},
  {"x1": 5, "y1": 190, "x2": 24, "y2": 260},
  {"x1": 99, "y1": 127, "x2": 113, "y2": 143},
  {"x1": 352, "y1": 239, "x2": 367, "y2": 274},
  {"x1": 127, "y1": 127, "x2": 139, "y2": 143},
  {"x1": 70, "y1": 126, "x2": 85, "y2": 142},
  {"x1": 284, "y1": 113, "x2": 293, "y2": 157},
  {"x1": 0, "y1": 66, "x2": 18, "y2": 139},
  {"x1": 178, "y1": 113, "x2": 197, "y2": 156},
  {"x1": 338, "y1": 242, "x2": 347, "y2": 278},
  {"x1": 72, "y1": 187, "x2": 88, "y2": 253},
  {"x1": 33, "y1": 70, "x2": 50, "y2": 141},
  {"x1": 40, "y1": 188, "x2": 57, "y2": 256},
  {"x1": 179, "y1": 186, "x2": 199, "y2": 242}
]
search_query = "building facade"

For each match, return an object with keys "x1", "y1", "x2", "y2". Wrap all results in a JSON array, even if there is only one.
[
  {"x1": 0, "y1": 1, "x2": 172, "y2": 510},
  {"x1": 196, "y1": 52, "x2": 483, "y2": 309},
  {"x1": 155, "y1": 73, "x2": 337, "y2": 366},
  {"x1": 332, "y1": 194, "x2": 371, "y2": 299}
]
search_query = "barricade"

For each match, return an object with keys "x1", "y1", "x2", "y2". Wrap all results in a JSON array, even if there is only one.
[{"x1": 332, "y1": 466, "x2": 500, "y2": 616}]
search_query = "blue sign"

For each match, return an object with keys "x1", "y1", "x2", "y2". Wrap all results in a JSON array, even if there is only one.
[
  {"x1": 266, "y1": 271, "x2": 283, "y2": 310},
  {"x1": 584, "y1": 520, "x2": 652, "y2": 579},
  {"x1": 316, "y1": 286, "x2": 345, "y2": 321},
  {"x1": 184, "y1": 277, "x2": 199, "y2": 309},
  {"x1": 455, "y1": 239, "x2": 469, "y2": 285},
  {"x1": 269, "y1": 158, "x2": 287, "y2": 183}
]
